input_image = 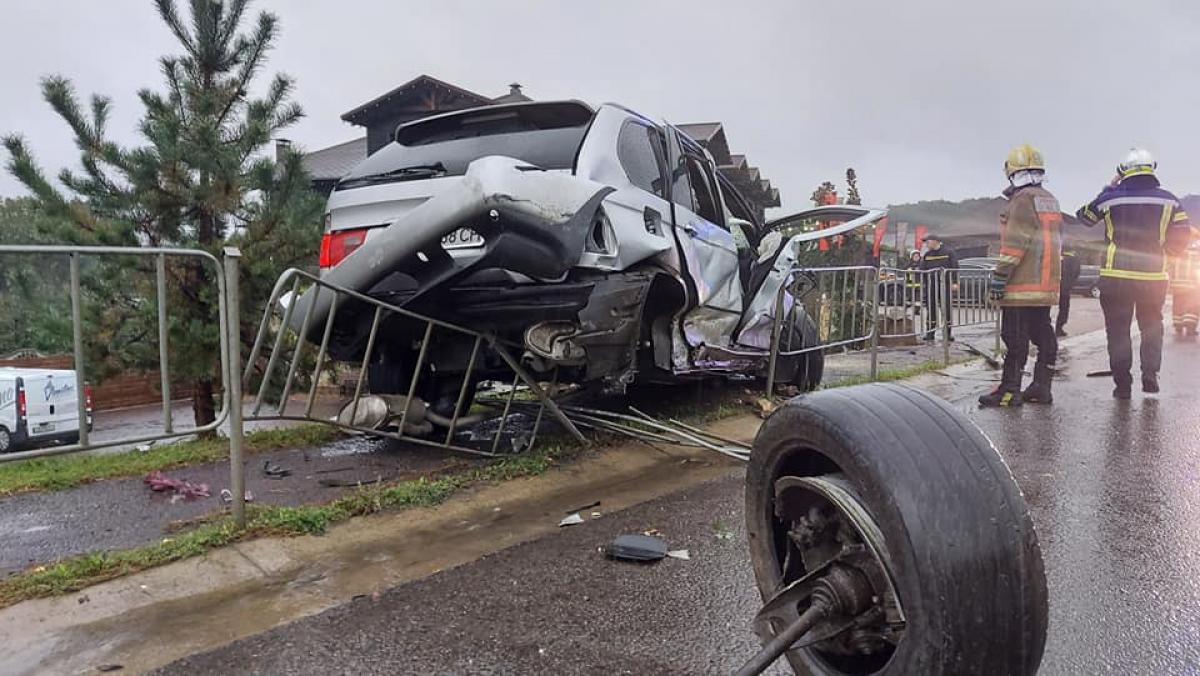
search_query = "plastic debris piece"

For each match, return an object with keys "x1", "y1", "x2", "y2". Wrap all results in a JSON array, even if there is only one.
[
  {"x1": 559, "y1": 513, "x2": 585, "y2": 527},
  {"x1": 262, "y1": 460, "x2": 293, "y2": 479},
  {"x1": 219, "y1": 488, "x2": 255, "y2": 503},
  {"x1": 666, "y1": 549, "x2": 691, "y2": 560},
  {"x1": 605, "y1": 534, "x2": 668, "y2": 562}
]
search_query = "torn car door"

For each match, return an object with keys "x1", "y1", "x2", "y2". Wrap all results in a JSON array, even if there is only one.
[
  {"x1": 736, "y1": 205, "x2": 887, "y2": 348},
  {"x1": 666, "y1": 128, "x2": 744, "y2": 354}
]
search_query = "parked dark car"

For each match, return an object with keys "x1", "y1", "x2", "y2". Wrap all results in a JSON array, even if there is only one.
[{"x1": 1072, "y1": 264, "x2": 1100, "y2": 297}]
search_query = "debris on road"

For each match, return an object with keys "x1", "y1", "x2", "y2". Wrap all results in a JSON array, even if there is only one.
[
  {"x1": 753, "y1": 398, "x2": 777, "y2": 419},
  {"x1": 1087, "y1": 369, "x2": 1114, "y2": 377},
  {"x1": 262, "y1": 460, "x2": 293, "y2": 479},
  {"x1": 559, "y1": 513, "x2": 585, "y2": 527},
  {"x1": 961, "y1": 342, "x2": 1001, "y2": 368},
  {"x1": 666, "y1": 549, "x2": 691, "y2": 560},
  {"x1": 143, "y1": 471, "x2": 210, "y2": 499},
  {"x1": 219, "y1": 488, "x2": 254, "y2": 503},
  {"x1": 96, "y1": 665, "x2": 124, "y2": 673},
  {"x1": 605, "y1": 534, "x2": 668, "y2": 563}
]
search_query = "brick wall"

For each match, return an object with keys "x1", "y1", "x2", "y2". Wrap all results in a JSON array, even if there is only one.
[{"x1": 0, "y1": 355, "x2": 193, "y2": 411}]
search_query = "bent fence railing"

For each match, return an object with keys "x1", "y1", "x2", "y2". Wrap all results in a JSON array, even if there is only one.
[{"x1": 240, "y1": 267, "x2": 586, "y2": 459}]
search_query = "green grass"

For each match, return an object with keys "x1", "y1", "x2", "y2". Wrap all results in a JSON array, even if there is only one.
[
  {"x1": 824, "y1": 357, "x2": 975, "y2": 389},
  {"x1": 0, "y1": 425, "x2": 341, "y2": 497},
  {"x1": 0, "y1": 439, "x2": 582, "y2": 608}
]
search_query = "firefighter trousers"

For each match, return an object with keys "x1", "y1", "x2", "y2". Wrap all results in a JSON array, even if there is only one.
[
  {"x1": 1098, "y1": 278, "x2": 1168, "y2": 385},
  {"x1": 1000, "y1": 306, "x2": 1057, "y2": 390}
]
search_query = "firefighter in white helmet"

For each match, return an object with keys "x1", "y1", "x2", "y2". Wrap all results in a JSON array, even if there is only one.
[{"x1": 1077, "y1": 148, "x2": 1192, "y2": 398}]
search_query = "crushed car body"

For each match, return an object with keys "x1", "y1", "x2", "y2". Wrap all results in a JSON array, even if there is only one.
[{"x1": 290, "y1": 99, "x2": 886, "y2": 413}]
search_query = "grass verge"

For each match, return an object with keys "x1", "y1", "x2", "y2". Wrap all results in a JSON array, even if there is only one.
[
  {"x1": 0, "y1": 439, "x2": 581, "y2": 609},
  {"x1": 0, "y1": 425, "x2": 341, "y2": 497},
  {"x1": 825, "y1": 357, "x2": 976, "y2": 389}
]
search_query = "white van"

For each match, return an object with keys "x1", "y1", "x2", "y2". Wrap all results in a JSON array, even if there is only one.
[{"x1": 0, "y1": 368, "x2": 93, "y2": 452}]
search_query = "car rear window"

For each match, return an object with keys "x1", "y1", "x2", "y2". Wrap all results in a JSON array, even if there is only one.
[{"x1": 337, "y1": 102, "x2": 594, "y2": 190}]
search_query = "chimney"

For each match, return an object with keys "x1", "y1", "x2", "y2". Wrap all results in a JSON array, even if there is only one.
[
  {"x1": 275, "y1": 138, "x2": 293, "y2": 162},
  {"x1": 508, "y1": 83, "x2": 523, "y2": 97}
]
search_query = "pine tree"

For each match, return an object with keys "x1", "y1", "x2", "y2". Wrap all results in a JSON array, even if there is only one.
[
  {"x1": 3, "y1": 0, "x2": 323, "y2": 428},
  {"x1": 845, "y1": 167, "x2": 862, "y2": 205}
]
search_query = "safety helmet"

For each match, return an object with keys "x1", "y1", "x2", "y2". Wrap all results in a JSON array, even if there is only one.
[
  {"x1": 1004, "y1": 144, "x2": 1045, "y2": 178},
  {"x1": 1118, "y1": 147, "x2": 1156, "y2": 178}
]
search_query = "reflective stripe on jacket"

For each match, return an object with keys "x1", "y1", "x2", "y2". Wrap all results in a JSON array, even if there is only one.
[
  {"x1": 1077, "y1": 175, "x2": 1191, "y2": 281},
  {"x1": 995, "y1": 185, "x2": 1062, "y2": 307}
]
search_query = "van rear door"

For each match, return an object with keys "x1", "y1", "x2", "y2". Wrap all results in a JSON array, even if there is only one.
[{"x1": 22, "y1": 370, "x2": 81, "y2": 439}]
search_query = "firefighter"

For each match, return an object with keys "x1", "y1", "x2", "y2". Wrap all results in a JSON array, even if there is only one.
[
  {"x1": 979, "y1": 144, "x2": 1061, "y2": 408},
  {"x1": 1055, "y1": 243, "x2": 1082, "y2": 337},
  {"x1": 919, "y1": 236, "x2": 958, "y2": 340},
  {"x1": 1170, "y1": 236, "x2": 1200, "y2": 338},
  {"x1": 1077, "y1": 148, "x2": 1191, "y2": 399}
]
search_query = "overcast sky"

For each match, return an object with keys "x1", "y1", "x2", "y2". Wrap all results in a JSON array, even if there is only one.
[{"x1": 3, "y1": 0, "x2": 1199, "y2": 216}]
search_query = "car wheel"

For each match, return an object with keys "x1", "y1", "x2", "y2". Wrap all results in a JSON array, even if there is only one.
[
  {"x1": 0, "y1": 427, "x2": 10, "y2": 453},
  {"x1": 775, "y1": 316, "x2": 824, "y2": 393},
  {"x1": 745, "y1": 383, "x2": 1047, "y2": 675}
]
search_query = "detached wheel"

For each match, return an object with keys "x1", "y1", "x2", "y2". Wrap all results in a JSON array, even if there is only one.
[{"x1": 745, "y1": 383, "x2": 1047, "y2": 675}]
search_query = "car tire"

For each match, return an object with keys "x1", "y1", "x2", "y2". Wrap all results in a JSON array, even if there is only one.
[
  {"x1": 745, "y1": 383, "x2": 1047, "y2": 675},
  {"x1": 0, "y1": 426, "x2": 10, "y2": 453}
]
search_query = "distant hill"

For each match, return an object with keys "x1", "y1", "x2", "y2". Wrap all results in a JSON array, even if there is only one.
[{"x1": 887, "y1": 191, "x2": 1200, "y2": 243}]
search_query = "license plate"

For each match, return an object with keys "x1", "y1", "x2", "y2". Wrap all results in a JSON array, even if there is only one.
[
  {"x1": 35, "y1": 423, "x2": 55, "y2": 432},
  {"x1": 441, "y1": 227, "x2": 484, "y2": 250}
]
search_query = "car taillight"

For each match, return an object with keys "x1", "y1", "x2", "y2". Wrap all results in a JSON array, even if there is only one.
[
  {"x1": 319, "y1": 228, "x2": 368, "y2": 269},
  {"x1": 84, "y1": 384, "x2": 93, "y2": 412},
  {"x1": 16, "y1": 388, "x2": 25, "y2": 418}
]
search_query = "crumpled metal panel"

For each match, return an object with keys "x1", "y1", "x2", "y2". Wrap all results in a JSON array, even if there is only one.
[{"x1": 676, "y1": 219, "x2": 743, "y2": 348}]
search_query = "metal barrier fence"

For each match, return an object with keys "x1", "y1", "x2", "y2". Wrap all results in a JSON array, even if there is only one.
[
  {"x1": 767, "y1": 266, "x2": 1003, "y2": 391},
  {"x1": 241, "y1": 267, "x2": 587, "y2": 458},
  {"x1": 0, "y1": 245, "x2": 1005, "y2": 530}
]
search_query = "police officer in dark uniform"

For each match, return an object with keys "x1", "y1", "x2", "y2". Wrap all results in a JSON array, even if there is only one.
[
  {"x1": 1077, "y1": 148, "x2": 1192, "y2": 399},
  {"x1": 1055, "y1": 243, "x2": 1082, "y2": 337},
  {"x1": 920, "y1": 235, "x2": 958, "y2": 340}
]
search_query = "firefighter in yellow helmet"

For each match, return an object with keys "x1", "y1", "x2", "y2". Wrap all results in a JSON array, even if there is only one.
[
  {"x1": 1077, "y1": 148, "x2": 1191, "y2": 398},
  {"x1": 979, "y1": 144, "x2": 1062, "y2": 408}
]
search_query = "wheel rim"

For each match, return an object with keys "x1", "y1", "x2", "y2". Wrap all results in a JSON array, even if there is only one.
[
  {"x1": 753, "y1": 459, "x2": 906, "y2": 674},
  {"x1": 0, "y1": 429, "x2": 9, "y2": 452}
]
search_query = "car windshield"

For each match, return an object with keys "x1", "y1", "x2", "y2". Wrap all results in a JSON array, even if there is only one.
[{"x1": 337, "y1": 102, "x2": 594, "y2": 190}]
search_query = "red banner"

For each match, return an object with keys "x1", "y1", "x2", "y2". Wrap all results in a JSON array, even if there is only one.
[
  {"x1": 873, "y1": 216, "x2": 889, "y2": 258},
  {"x1": 914, "y1": 224, "x2": 929, "y2": 253}
]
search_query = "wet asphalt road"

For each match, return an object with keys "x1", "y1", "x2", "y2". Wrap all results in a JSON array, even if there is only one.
[
  {"x1": 162, "y1": 326, "x2": 1200, "y2": 675},
  {"x1": 0, "y1": 438, "x2": 478, "y2": 575}
]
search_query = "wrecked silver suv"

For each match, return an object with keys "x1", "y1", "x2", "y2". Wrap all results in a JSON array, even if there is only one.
[{"x1": 295, "y1": 100, "x2": 885, "y2": 416}]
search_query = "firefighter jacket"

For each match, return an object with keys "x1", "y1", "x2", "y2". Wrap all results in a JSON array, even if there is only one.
[
  {"x1": 1170, "y1": 243, "x2": 1200, "y2": 291},
  {"x1": 1077, "y1": 174, "x2": 1191, "y2": 281},
  {"x1": 995, "y1": 185, "x2": 1062, "y2": 307}
]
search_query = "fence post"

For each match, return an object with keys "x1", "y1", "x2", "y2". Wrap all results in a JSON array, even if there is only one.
[
  {"x1": 223, "y1": 247, "x2": 246, "y2": 530},
  {"x1": 869, "y1": 267, "x2": 879, "y2": 380},
  {"x1": 942, "y1": 269, "x2": 952, "y2": 366},
  {"x1": 69, "y1": 253, "x2": 89, "y2": 448}
]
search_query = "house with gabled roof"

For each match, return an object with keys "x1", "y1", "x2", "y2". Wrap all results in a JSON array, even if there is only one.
[{"x1": 300, "y1": 74, "x2": 780, "y2": 219}]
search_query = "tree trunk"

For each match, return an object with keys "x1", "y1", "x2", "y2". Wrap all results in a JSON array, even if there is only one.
[{"x1": 192, "y1": 376, "x2": 217, "y2": 434}]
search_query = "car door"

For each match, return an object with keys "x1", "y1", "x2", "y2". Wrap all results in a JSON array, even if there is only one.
[
  {"x1": 665, "y1": 127, "x2": 744, "y2": 350},
  {"x1": 736, "y1": 205, "x2": 887, "y2": 348}
]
